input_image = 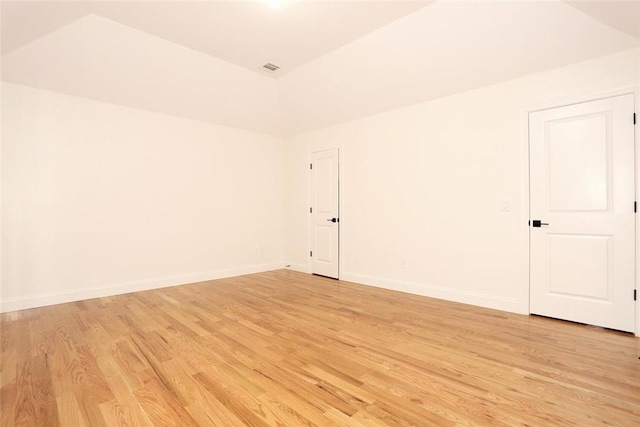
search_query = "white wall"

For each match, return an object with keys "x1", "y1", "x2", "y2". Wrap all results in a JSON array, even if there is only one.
[
  {"x1": 1, "y1": 83, "x2": 285, "y2": 312},
  {"x1": 285, "y1": 48, "x2": 640, "y2": 319},
  {"x1": 2, "y1": 45, "x2": 639, "y2": 336}
]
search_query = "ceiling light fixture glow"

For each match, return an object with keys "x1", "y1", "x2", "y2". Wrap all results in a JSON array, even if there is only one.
[{"x1": 268, "y1": 0, "x2": 281, "y2": 8}]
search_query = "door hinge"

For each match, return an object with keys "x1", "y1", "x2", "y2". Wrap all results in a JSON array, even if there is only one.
[
  {"x1": 310, "y1": 251, "x2": 313, "y2": 257},
  {"x1": 635, "y1": 201, "x2": 637, "y2": 213},
  {"x1": 310, "y1": 207, "x2": 313, "y2": 213},
  {"x1": 310, "y1": 163, "x2": 313, "y2": 170},
  {"x1": 634, "y1": 289, "x2": 637, "y2": 301},
  {"x1": 634, "y1": 113, "x2": 636, "y2": 125}
]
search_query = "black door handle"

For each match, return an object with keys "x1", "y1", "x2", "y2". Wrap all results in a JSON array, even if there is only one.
[
  {"x1": 326, "y1": 218, "x2": 339, "y2": 223},
  {"x1": 530, "y1": 220, "x2": 549, "y2": 227}
]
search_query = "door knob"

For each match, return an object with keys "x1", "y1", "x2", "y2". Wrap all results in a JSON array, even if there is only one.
[
  {"x1": 530, "y1": 220, "x2": 549, "y2": 227},
  {"x1": 326, "y1": 218, "x2": 339, "y2": 223}
]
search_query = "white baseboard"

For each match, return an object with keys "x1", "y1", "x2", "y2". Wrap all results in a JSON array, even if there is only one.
[
  {"x1": 341, "y1": 271, "x2": 527, "y2": 315},
  {"x1": 0, "y1": 263, "x2": 283, "y2": 313}
]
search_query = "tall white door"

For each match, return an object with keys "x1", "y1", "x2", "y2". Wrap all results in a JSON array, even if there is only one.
[
  {"x1": 529, "y1": 94, "x2": 635, "y2": 332},
  {"x1": 310, "y1": 148, "x2": 339, "y2": 279}
]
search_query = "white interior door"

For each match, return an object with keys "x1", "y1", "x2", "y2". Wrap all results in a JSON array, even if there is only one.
[
  {"x1": 310, "y1": 148, "x2": 339, "y2": 279},
  {"x1": 529, "y1": 94, "x2": 635, "y2": 332}
]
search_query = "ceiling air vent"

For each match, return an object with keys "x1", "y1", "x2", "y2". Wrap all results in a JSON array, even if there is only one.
[{"x1": 263, "y1": 63, "x2": 280, "y2": 72}]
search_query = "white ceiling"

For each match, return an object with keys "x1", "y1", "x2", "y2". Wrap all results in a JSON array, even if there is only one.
[
  {"x1": 1, "y1": 0, "x2": 639, "y2": 136},
  {"x1": 566, "y1": 1, "x2": 640, "y2": 40},
  {"x1": 279, "y1": 0, "x2": 640, "y2": 134},
  {"x1": 1, "y1": 1, "x2": 431, "y2": 75}
]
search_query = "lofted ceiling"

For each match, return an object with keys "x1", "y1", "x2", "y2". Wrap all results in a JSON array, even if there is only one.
[
  {"x1": 566, "y1": 1, "x2": 640, "y2": 40},
  {"x1": 1, "y1": 0, "x2": 639, "y2": 136},
  {"x1": 1, "y1": 1, "x2": 431, "y2": 76}
]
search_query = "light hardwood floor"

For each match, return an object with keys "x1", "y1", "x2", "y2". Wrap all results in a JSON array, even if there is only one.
[{"x1": 1, "y1": 270, "x2": 639, "y2": 426}]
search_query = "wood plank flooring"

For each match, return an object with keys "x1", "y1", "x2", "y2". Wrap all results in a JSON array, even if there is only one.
[{"x1": 1, "y1": 269, "x2": 639, "y2": 426}]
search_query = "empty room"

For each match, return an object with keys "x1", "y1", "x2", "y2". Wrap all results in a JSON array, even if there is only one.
[{"x1": 1, "y1": 0, "x2": 639, "y2": 425}]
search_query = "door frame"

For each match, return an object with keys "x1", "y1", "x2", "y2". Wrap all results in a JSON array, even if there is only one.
[
  {"x1": 521, "y1": 85, "x2": 639, "y2": 336},
  {"x1": 307, "y1": 147, "x2": 342, "y2": 279}
]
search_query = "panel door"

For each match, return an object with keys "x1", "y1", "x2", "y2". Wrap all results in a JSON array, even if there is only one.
[
  {"x1": 310, "y1": 148, "x2": 339, "y2": 279},
  {"x1": 529, "y1": 94, "x2": 635, "y2": 332}
]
